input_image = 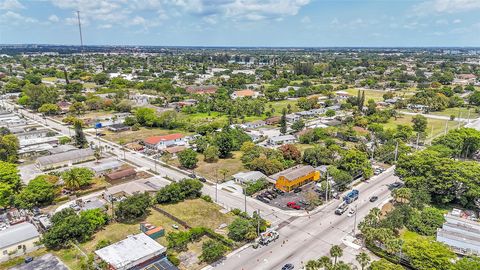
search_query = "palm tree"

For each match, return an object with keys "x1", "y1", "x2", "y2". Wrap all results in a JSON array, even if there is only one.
[
  {"x1": 318, "y1": 256, "x2": 332, "y2": 269},
  {"x1": 63, "y1": 171, "x2": 81, "y2": 190},
  {"x1": 356, "y1": 252, "x2": 371, "y2": 270},
  {"x1": 393, "y1": 187, "x2": 412, "y2": 204},
  {"x1": 305, "y1": 259, "x2": 321, "y2": 270},
  {"x1": 334, "y1": 261, "x2": 352, "y2": 270},
  {"x1": 330, "y1": 245, "x2": 343, "y2": 265}
]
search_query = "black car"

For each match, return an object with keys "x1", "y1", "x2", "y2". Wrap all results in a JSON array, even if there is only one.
[
  {"x1": 198, "y1": 177, "x2": 207, "y2": 183},
  {"x1": 293, "y1": 187, "x2": 302, "y2": 193},
  {"x1": 188, "y1": 173, "x2": 197, "y2": 179},
  {"x1": 274, "y1": 189, "x2": 285, "y2": 195},
  {"x1": 24, "y1": 257, "x2": 34, "y2": 263},
  {"x1": 369, "y1": 196, "x2": 378, "y2": 202},
  {"x1": 391, "y1": 182, "x2": 403, "y2": 188},
  {"x1": 282, "y1": 263, "x2": 294, "y2": 270},
  {"x1": 256, "y1": 195, "x2": 270, "y2": 204}
]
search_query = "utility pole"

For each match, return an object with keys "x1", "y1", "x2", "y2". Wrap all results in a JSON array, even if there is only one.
[
  {"x1": 394, "y1": 140, "x2": 399, "y2": 162},
  {"x1": 444, "y1": 120, "x2": 448, "y2": 135},
  {"x1": 244, "y1": 187, "x2": 247, "y2": 213},
  {"x1": 352, "y1": 204, "x2": 358, "y2": 235},
  {"x1": 325, "y1": 170, "x2": 329, "y2": 202}
]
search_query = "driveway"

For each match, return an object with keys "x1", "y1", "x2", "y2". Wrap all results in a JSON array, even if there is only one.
[{"x1": 9, "y1": 253, "x2": 68, "y2": 270}]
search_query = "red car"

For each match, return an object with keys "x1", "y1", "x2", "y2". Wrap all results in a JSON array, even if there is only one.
[{"x1": 287, "y1": 202, "x2": 301, "y2": 210}]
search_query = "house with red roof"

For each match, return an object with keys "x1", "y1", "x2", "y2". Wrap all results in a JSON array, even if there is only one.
[
  {"x1": 230, "y1": 89, "x2": 260, "y2": 99},
  {"x1": 143, "y1": 133, "x2": 185, "y2": 150}
]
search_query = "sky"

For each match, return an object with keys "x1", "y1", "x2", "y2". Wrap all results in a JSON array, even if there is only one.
[{"x1": 0, "y1": 0, "x2": 480, "y2": 47}]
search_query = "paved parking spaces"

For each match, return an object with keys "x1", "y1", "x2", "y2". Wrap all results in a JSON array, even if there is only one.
[{"x1": 259, "y1": 182, "x2": 319, "y2": 210}]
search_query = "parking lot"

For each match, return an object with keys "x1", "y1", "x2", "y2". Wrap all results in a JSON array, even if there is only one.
[
  {"x1": 10, "y1": 253, "x2": 68, "y2": 270},
  {"x1": 256, "y1": 182, "x2": 320, "y2": 211}
]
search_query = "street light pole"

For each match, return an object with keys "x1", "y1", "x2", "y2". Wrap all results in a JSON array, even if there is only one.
[
  {"x1": 353, "y1": 204, "x2": 358, "y2": 235},
  {"x1": 244, "y1": 187, "x2": 247, "y2": 213}
]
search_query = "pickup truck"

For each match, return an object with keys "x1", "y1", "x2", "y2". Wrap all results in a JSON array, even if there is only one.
[{"x1": 335, "y1": 202, "x2": 349, "y2": 215}]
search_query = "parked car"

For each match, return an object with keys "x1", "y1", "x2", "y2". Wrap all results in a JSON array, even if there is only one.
[
  {"x1": 293, "y1": 187, "x2": 302, "y2": 193},
  {"x1": 24, "y1": 257, "x2": 33, "y2": 263},
  {"x1": 256, "y1": 195, "x2": 270, "y2": 204},
  {"x1": 298, "y1": 200, "x2": 310, "y2": 206},
  {"x1": 263, "y1": 193, "x2": 274, "y2": 200},
  {"x1": 188, "y1": 173, "x2": 197, "y2": 179},
  {"x1": 274, "y1": 189, "x2": 285, "y2": 195},
  {"x1": 282, "y1": 263, "x2": 294, "y2": 270},
  {"x1": 347, "y1": 208, "x2": 356, "y2": 217},
  {"x1": 369, "y1": 196, "x2": 378, "y2": 202},
  {"x1": 391, "y1": 182, "x2": 403, "y2": 188},
  {"x1": 287, "y1": 202, "x2": 301, "y2": 210}
]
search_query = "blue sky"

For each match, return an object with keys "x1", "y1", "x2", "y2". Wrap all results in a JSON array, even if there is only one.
[{"x1": 1, "y1": 0, "x2": 480, "y2": 47}]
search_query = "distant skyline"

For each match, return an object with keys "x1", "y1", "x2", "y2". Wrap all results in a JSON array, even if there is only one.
[{"x1": 1, "y1": 0, "x2": 480, "y2": 47}]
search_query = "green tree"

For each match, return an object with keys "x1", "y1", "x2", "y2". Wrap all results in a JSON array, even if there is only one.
[
  {"x1": 330, "y1": 245, "x2": 343, "y2": 265},
  {"x1": 38, "y1": 103, "x2": 60, "y2": 116},
  {"x1": 339, "y1": 149, "x2": 373, "y2": 179},
  {"x1": 407, "y1": 207, "x2": 445, "y2": 236},
  {"x1": 227, "y1": 218, "x2": 256, "y2": 241},
  {"x1": 280, "y1": 108, "x2": 287, "y2": 134},
  {"x1": 0, "y1": 161, "x2": 21, "y2": 192},
  {"x1": 73, "y1": 120, "x2": 88, "y2": 148},
  {"x1": 0, "y1": 134, "x2": 19, "y2": 163},
  {"x1": 115, "y1": 192, "x2": 152, "y2": 222},
  {"x1": 291, "y1": 120, "x2": 305, "y2": 132},
  {"x1": 200, "y1": 239, "x2": 227, "y2": 263},
  {"x1": 325, "y1": 109, "x2": 336, "y2": 117},
  {"x1": 62, "y1": 168, "x2": 94, "y2": 190},
  {"x1": 22, "y1": 83, "x2": 59, "y2": 110},
  {"x1": 79, "y1": 209, "x2": 109, "y2": 231},
  {"x1": 0, "y1": 183, "x2": 13, "y2": 208},
  {"x1": 402, "y1": 238, "x2": 455, "y2": 270},
  {"x1": 368, "y1": 259, "x2": 404, "y2": 270},
  {"x1": 356, "y1": 252, "x2": 371, "y2": 270},
  {"x1": 204, "y1": 145, "x2": 220, "y2": 163},
  {"x1": 412, "y1": 114, "x2": 428, "y2": 133},
  {"x1": 178, "y1": 148, "x2": 198, "y2": 169},
  {"x1": 454, "y1": 257, "x2": 480, "y2": 270},
  {"x1": 93, "y1": 72, "x2": 109, "y2": 85},
  {"x1": 15, "y1": 176, "x2": 55, "y2": 209}
]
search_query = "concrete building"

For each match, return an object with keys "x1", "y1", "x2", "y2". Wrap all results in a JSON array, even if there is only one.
[
  {"x1": 243, "y1": 120, "x2": 266, "y2": 129},
  {"x1": 91, "y1": 160, "x2": 123, "y2": 175},
  {"x1": 0, "y1": 222, "x2": 41, "y2": 262},
  {"x1": 103, "y1": 177, "x2": 164, "y2": 202},
  {"x1": 36, "y1": 148, "x2": 95, "y2": 171},
  {"x1": 270, "y1": 165, "x2": 320, "y2": 192},
  {"x1": 95, "y1": 233, "x2": 177, "y2": 270},
  {"x1": 143, "y1": 133, "x2": 185, "y2": 150},
  {"x1": 436, "y1": 209, "x2": 480, "y2": 255},
  {"x1": 268, "y1": 135, "x2": 296, "y2": 145},
  {"x1": 232, "y1": 171, "x2": 267, "y2": 183},
  {"x1": 105, "y1": 168, "x2": 137, "y2": 182}
]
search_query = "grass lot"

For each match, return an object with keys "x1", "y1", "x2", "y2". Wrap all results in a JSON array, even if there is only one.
[
  {"x1": 42, "y1": 77, "x2": 57, "y2": 82},
  {"x1": 193, "y1": 151, "x2": 245, "y2": 181},
  {"x1": 158, "y1": 199, "x2": 235, "y2": 231},
  {"x1": 346, "y1": 88, "x2": 416, "y2": 102},
  {"x1": 103, "y1": 127, "x2": 188, "y2": 144},
  {"x1": 83, "y1": 82, "x2": 97, "y2": 89},
  {"x1": 52, "y1": 199, "x2": 234, "y2": 270},
  {"x1": 266, "y1": 99, "x2": 299, "y2": 116},
  {"x1": 383, "y1": 114, "x2": 462, "y2": 139},
  {"x1": 400, "y1": 230, "x2": 434, "y2": 242},
  {"x1": 429, "y1": 107, "x2": 480, "y2": 119}
]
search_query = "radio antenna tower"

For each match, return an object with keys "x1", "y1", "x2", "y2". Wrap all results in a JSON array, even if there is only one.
[{"x1": 76, "y1": 10, "x2": 84, "y2": 53}]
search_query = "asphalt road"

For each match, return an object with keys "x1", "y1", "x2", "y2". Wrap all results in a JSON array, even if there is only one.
[{"x1": 212, "y1": 169, "x2": 399, "y2": 270}]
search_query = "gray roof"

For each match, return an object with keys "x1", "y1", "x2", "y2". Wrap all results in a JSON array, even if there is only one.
[
  {"x1": 269, "y1": 135, "x2": 296, "y2": 142},
  {"x1": 270, "y1": 165, "x2": 316, "y2": 181},
  {"x1": 47, "y1": 144, "x2": 78, "y2": 155},
  {"x1": 233, "y1": 171, "x2": 267, "y2": 182},
  {"x1": 91, "y1": 160, "x2": 122, "y2": 173},
  {"x1": 95, "y1": 233, "x2": 166, "y2": 270},
  {"x1": 37, "y1": 148, "x2": 94, "y2": 166},
  {"x1": 0, "y1": 222, "x2": 40, "y2": 249}
]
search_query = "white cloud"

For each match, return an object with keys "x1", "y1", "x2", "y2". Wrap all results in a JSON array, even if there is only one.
[
  {"x1": 0, "y1": 10, "x2": 36, "y2": 25},
  {"x1": 453, "y1": 19, "x2": 462, "y2": 23},
  {"x1": 98, "y1": 24, "x2": 112, "y2": 29},
  {"x1": 415, "y1": 0, "x2": 480, "y2": 14},
  {"x1": 170, "y1": 0, "x2": 311, "y2": 21},
  {"x1": 0, "y1": 0, "x2": 24, "y2": 10},
  {"x1": 48, "y1": 14, "x2": 59, "y2": 23}
]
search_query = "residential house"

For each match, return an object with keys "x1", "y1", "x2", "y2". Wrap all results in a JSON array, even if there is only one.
[
  {"x1": 143, "y1": 133, "x2": 185, "y2": 150},
  {"x1": 105, "y1": 168, "x2": 137, "y2": 182},
  {"x1": 91, "y1": 160, "x2": 123, "y2": 176},
  {"x1": 286, "y1": 114, "x2": 300, "y2": 123},
  {"x1": 243, "y1": 120, "x2": 266, "y2": 129},
  {"x1": 230, "y1": 90, "x2": 260, "y2": 99},
  {"x1": 270, "y1": 165, "x2": 320, "y2": 192},
  {"x1": 162, "y1": 145, "x2": 186, "y2": 155},
  {"x1": 108, "y1": 123, "x2": 130, "y2": 133},
  {"x1": 265, "y1": 116, "x2": 281, "y2": 125},
  {"x1": 268, "y1": 135, "x2": 296, "y2": 145},
  {"x1": 0, "y1": 222, "x2": 41, "y2": 262},
  {"x1": 335, "y1": 91, "x2": 351, "y2": 99},
  {"x1": 103, "y1": 177, "x2": 164, "y2": 202}
]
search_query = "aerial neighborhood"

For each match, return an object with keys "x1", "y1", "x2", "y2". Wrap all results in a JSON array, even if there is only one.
[{"x1": 0, "y1": 44, "x2": 480, "y2": 270}]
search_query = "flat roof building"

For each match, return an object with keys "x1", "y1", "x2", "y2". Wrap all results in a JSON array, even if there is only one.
[
  {"x1": 36, "y1": 148, "x2": 95, "y2": 171},
  {"x1": 270, "y1": 165, "x2": 320, "y2": 192},
  {"x1": 95, "y1": 233, "x2": 175, "y2": 270},
  {"x1": 0, "y1": 222, "x2": 41, "y2": 262}
]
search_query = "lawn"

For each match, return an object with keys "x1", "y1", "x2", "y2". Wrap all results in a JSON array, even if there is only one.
[
  {"x1": 266, "y1": 99, "x2": 299, "y2": 116},
  {"x1": 400, "y1": 230, "x2": 434, "y2": 242},
  {"x1": 429, "y1": 107, "x2": 480, "y2": 119},
  {"x1": 346, "y1": 88, "x2": 416, "y2": 102},
  {"x1": 383, "y1": 114, "x2": 462, "y2": 139},
  {"x1": 158, "y1": 198, "x2": 235, "y2": 231},
  {"x1": 193, "y1": 151, "x2": 245, "y2": 181},
  {"x1": 103, "y1": 127, "x2": 187, "y2": 144}
]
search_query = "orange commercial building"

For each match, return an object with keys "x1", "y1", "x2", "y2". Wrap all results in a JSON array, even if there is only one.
[{"x1": 270, "y1": 165, "x2": 320, "y2": 192}]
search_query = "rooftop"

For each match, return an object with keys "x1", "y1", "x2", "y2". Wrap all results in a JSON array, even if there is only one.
[
  {"x1": 95, "y1": 233, "x2": 167, "y2": 270},
  {"x1": 0, "y1": 222, "x2": 40, "y2": 249},
  {"x1": 270, "y1": 165, "x2": 316, "y2": 181},
  {"x1": 36, "y1": 148, "x2": 94, "y2": 166},
  {"x1": 144, "y1": 133, "x2": 184, "y2": 145}
]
